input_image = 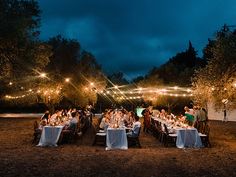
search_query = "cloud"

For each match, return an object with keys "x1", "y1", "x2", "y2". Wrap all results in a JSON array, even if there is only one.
[{"x1": 38, "y1": 0, "x2": 236, "y2": 79}]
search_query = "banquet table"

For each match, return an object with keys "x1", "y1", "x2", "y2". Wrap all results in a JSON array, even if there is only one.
[
  {"x1": 176, "y1": 128, "x2": 203, "y2": 148},
  {"x1": 106, "y1": 127, "x2": 128, "y2": 150},
  {"x1": 37, "y1": 126, "x2": 64, "y2": 147}
]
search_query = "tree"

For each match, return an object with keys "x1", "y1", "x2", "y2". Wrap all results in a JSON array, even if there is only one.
[
  {"x1": 192, "y1": 26, "x2": 236, "y2": 110},
  {"x1": 0, "y1": 0, "x2": 51, "y2": 99},
  {"x1": 147, "y1": 41, "x2": 206, "y2": 86},
  {"x1": 44, "y1": 36, "x2": 107, "y2": 108},
  {"x1": 107, "y1": 72, "x2": 129, "y2": 87}
]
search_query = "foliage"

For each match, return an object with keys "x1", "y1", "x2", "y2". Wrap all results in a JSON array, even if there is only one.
[
  {"x1": 107, "y1": 72, "x2": 129, "y2": 87},
  {"x1": 0, "y1": 1, "x2": 107, "y2": 108},
  {"x1": 43, "y1": 36, "x2": 106, "y2": 107},
  {"x1": 192, "y1": 26, "x2": 236, "y2": 110},
  {"x1": 131, "y1": 41, "x2": 203, "y2": 108},
  {"x1": 140, "y1": 41, "x2": 206, "y2": 87},
  {"x1": 0, "y1": 0, "x2": 51, "y2": 98}
]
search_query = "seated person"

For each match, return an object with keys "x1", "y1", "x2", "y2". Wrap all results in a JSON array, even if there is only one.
[
  {"x1": 34, "y1": 119, "x2": 47, "y2": 136},
  {"x1": 124, "y1": 111, "x2": 135, "y2": 127},
  {"x1": 127, "y1": 114, "x2": 141, "y2": 138},
  {"x1": 49, "y1": 110, "x2": 61, "y2": 124},
  {"x1": 41, "y1": 110, "x2": 50, "y2": 123},
  {"x1": 99, "y1": 114, "x2": 110, "y2": 131},
  {"x1": 64, "y1": 111, "x2": 79, "y2": 132}
]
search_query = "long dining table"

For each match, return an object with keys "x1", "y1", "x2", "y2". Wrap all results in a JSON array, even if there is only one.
[
  {"x1": 175, "y1": 127, "x2": 203, "y2": 148},
  {"x1": 37, "y1": 125, "x2": 64, "y2": 147},
  {"x1": 152, "y1": 117, "x2": 203, "y2": 148},
  {"x1": 106, "y1": 127, "x2": 128, "y2": 150}
]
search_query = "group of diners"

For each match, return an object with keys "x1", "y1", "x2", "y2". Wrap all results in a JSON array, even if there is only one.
[
  {"x1": 140, "y1": 105, "x2": 210, "y2": 147},
  {"x1": 142, "y1": 105, "x2": 209, "y2": 134},
  {"x1": 98, "y1": 109, "x2": 141, "y2": 138},
  {"x1": 33, "y1": 107, "x2": 93, "y2": 144}
]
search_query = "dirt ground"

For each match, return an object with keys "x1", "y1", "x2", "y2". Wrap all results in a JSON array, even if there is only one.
[{"x1": 0, "y1": 117, "x2": 235, "y2": 177}]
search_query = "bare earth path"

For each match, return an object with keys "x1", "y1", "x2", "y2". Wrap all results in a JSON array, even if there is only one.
[{"x1": 0, "y1": 117, "x2": 235, "y2": 177}]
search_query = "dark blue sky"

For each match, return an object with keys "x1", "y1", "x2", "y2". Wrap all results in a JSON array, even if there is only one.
[{"x1": 38, "y1": 0, "x2": 236, "y2": 79}]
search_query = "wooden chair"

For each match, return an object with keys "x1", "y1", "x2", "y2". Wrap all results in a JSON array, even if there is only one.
[
  {"x1": 127, "y1": 126, "x2": 141, "y2": 148},
  {"x1": 32, "y1": 121, "x2": 41, "y2": 144},
  {"x1": 156, "y1": 121, "x2": 165, "y2": 143},
  {"x1": 150, "y1": 118, "x2": 159, "y2": 138},
  {"x1": 199, "y1": 124, "x2": 211, "y2": 147},
  {"x1": 163, "y1": 124, "x2": 177, "y2": 147},
  {"x1": 92, "y1": 132, "x2": 106, "y2": 146},
  {"x1": 60, "y1": 122, "x2": 81, "y2": 144}
]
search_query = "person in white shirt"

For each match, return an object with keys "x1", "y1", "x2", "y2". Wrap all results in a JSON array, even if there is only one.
[{"x1": 127, "y1": 114, "x2": 141, "y2": 138}]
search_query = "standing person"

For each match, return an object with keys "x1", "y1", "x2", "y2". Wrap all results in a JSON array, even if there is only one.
[
  {"x1": 184, "y1": 106, "x2": 194, "y2": 126},
  {"x1": 195, "y1": 106, "x2": 208, "y2": 132},
  {"x1": 142, "y1": 108, "x2": 151, "y2": 133}
]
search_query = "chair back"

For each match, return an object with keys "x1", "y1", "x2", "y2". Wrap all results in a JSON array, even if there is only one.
[
  {"x1": 151, "y1": 118, "x2": 155, "y2": 126},
  {"x1": 137, "y1": 126, "x2": 141, "y2": 136},
  {"x1": 33, "y1": 121, "x2": 39, "y2": 131},
  {"x1": 163, "y1": 124, "x2": 169, "y2": 135},
  {"x1": 203, "y1": 124, "x2": 210, "y2": 136}
]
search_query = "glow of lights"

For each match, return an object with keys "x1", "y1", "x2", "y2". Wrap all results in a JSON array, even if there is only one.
[
  {"x1": 234, "y1": 83, "x2": 236, "y2": 88},
  {"x1": 187, "y1": 88, "x2": 191, "y2": 92},
  {"x1": 162, "y1": 89, "x2": 167, "y2": 92},
  {"x1": 183, "y1": 94, "x2": 186, "y2": 97},
  {"x1": 40, "y1": 73, "x2": 46, "y2": 78},
  {"x1": 65, "y1": 78, "x2": 70, "y2": 82},
  {"x1": 174, "y1": 86, "x2": 178, "y2": 90},
  {"x1": 114, "y1": 85, "x2": 118, "y2": 89},
  {"x1": 106, "y1": 91, "x2": 110, "y2": 94},
  {"x1": 29, "y1": 89, "x2": 32, "y2": 92},
  {"x1": 9, "y1": 82, "x2": 13, "y2": 85},
  {"x1": 90, "y1": 82, "x2": 94, "y2": 86},
  {"x1": 5, "y1": 94, "x2": 27, "y2": 99},
  {"x1": 211, "y1": 87, "x2": 215, "y2": 91}
]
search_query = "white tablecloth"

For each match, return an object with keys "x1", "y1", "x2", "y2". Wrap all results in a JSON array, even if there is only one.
[
  {"x1": 37, "y1": 126, "x2": 63, "y2": 147},
  {"x1": 176, "y1": 128, "x2": 203, "y2": 148},
  {"x1": 106, "y1": 128, "x2": 128, "y2": 150}
]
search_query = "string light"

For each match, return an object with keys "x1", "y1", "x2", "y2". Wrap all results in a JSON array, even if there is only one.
[
  {"x1": 65, "y1": 78, "x2": 70, "y2": 82},
  {"x1": 40, "y1": 73, "x2": 46, "y2": 78}
]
